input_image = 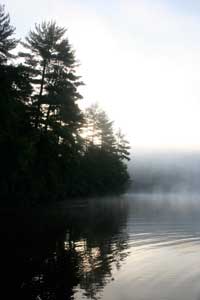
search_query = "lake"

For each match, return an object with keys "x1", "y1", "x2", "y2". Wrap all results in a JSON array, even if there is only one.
[{"x1": 4, "y1": 193, "x2": 200, "y2": 300}]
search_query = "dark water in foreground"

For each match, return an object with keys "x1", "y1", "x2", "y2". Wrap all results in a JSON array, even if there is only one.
[{"x1": 3, "y1": 193, "x2": 200, "y2": 300}]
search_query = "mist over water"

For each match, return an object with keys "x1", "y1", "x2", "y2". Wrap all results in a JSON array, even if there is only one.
[
  {"x1": 73, "y1": 191, "x2": 200, "y2": 300},
  {"x1": 129, "y1": 150, "x2": 200, "y2": 194},
  {"x1": 4, "y1": 151, "x2": 200, "y2": 300},
  {"x1": 8, "y1": 193, "x2": 200, "y2": 300},
  {"x1": 114, "y1": 191, "x2": 200, "y2": 300},
  {"x1": 102, "y1": 151, "x2": 200, "y2": 300}
]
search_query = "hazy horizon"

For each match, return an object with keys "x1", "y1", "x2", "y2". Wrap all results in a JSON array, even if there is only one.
[{"x1": 128, "y1": 149, "x2": 200, "y2": 193}]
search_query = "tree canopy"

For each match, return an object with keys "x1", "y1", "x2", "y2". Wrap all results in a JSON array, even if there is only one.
[
  {"x1": 0, "y1": 5, "x2": 131, "y2": 205},
  {"x1": 0, "y1": 4, "x2": 17, "y2": 63}
]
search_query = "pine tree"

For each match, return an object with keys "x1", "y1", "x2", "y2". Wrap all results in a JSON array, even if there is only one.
[
  {"x1": 82, "y1": 104, "x2": 130, "y2": 195},
  {"x1": 84, "y1": 104, "x2": 116, "y2": 152},
  {"x1": 97, "y1": 110, "x2": 116, "y2": 152},
  {"x1": 0, "y1": 4, "x2": 31, "y2": 135},
  {"x1": 84, "y1": 103, "x2": 101, "y2": 147},
  {"x1": 0, "y1": 5, "x2": 32, "y2": 201},
  {"x1": 0, "y1": 4, "x2": 17, "y2": 64},
  {"x1": 18, "y1": 21, "x2": 84, "y2": 200},
  {"x1": 0, "y1": 5, "x2": 131, "y2": 201},
  {"x1": 19, "y1": 21, "x2": 83, "y2": 141},
  {"x1": 115, "y1": 129, "x2": 130, "y2": 161}
]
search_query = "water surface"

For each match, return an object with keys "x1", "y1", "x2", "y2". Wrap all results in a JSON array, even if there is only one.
[{"x1": 4, "y1": 193, "x2": 200, "y2": 300}]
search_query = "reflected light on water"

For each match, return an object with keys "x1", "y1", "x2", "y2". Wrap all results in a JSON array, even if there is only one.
[{"x1": 3, "y1": 194, "x2": 200, "y2": 300}]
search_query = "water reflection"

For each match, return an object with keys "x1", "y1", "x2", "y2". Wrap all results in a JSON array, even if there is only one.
[
  {"x1": 2, "y1": 197, "x2": 129, "y2": 300},
  {"x1": 4, "y1": 193, "x2": 200, "y2": 300}
]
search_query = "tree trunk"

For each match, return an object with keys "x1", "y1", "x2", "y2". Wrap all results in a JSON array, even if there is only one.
[
  {"x1": 35, "y1": 60, "x2": 46, "y2": 129},
  {"x1": 44, "y1": 104, "x2": 51, "y2": 132}
]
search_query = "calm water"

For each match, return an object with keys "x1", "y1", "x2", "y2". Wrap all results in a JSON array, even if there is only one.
[{"x1": 4, "y1": 193, "x2": 200, "y2": 299}]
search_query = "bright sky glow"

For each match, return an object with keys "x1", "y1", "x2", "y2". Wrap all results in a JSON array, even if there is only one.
[{"x1": 4, "y1": 0, "x2": 200, "y2": 150}]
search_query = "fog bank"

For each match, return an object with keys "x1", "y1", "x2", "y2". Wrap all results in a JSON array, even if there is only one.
[{"x1": 129, "y1": 151, "x2": 200, "y2": 193}]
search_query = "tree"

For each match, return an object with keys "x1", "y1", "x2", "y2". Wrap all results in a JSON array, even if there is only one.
[
  {"x1": 115, "y1": 129, "x2": 130, "y2": 161},
  {"x1": 17, "y1": 21, "x2": 84, "y2": 201},
  {"x1": 0, "y1": 5, "x2": 131, "y2": 203},
  {"x1": 84, "y1": 104, "x2": 130, "y2": 158},
  {"x1": 84, "y1": 103, "x2": 100, "y2": 147},
  {"x1": 19, "y1": 21, "x2": 84, "y2": 157},
  {"x1": 0, "y1": 4, "x2": 31, "y2": 134},
  {"x1": 0, "y1": 4, "x2": 17, "y2": 64},
  {"x1": 97, "y1": 110, "x2": 116, "y2": 152},
  {"x1": 82, "y1": 104, "x2": 130, "y2": 195},
  {"x1": 84, "y1": 103, "x2": 116, "y2": 152},
  {"x1": 0, "y1": 6, "x2": 33, "y2": 202},
  {"x1": 20, "y1": 21, "x2": 83, "y2": 139}
]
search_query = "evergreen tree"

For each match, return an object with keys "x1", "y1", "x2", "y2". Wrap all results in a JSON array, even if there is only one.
[
  {"x1": 84, "y1": 103, "x2": 101, "y2": 147},
  {"x1": 82, "y1": 104, "x2": 130, "y2": 195},
  {"x1": 84, "y1": 103, "x2": 116, "y2": 151},
  {"x1": 115, "y1": 128, "x2": 130, "y2": 161},
  {"x1": 18, "y1": 21, "x2": 84, "y2": 201},
  {"x1": 0, "y1": 4, "x2": 131, "y2": 203},
  {"x1": 0, "y1": 5, "x2": 33, "y2": 202},
  {"x1": 97, "y1": 110, "x2": 116, "y2": 152},
  {"x1": 0, "y1": 4, "x2": 31, "y2": 133},
  {"x1": 0, "y1": 4, "x2": 17, "y2": 64},
  {"x1": 20, "y1": 21, "x2": 83, "y2": 140}
]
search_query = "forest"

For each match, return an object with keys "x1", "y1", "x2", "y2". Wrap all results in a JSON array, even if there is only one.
[{"x1": 0, "y1": 4, "x2": 130, "y2": 205}]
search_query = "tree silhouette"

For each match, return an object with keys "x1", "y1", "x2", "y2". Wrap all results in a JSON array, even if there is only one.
[
  {"x1": 0, "y1": 5, "x2": 131, "y2": 203},
  {"x1": 20, "y1": 21, "x2": 83, "y2": 134},
  {"x1": 82, "y1": 104, "x2": 130, "y2": 195},
  {"x1": 116, "y1": 128, "x2": 130, "y2": 161},
  {"x1": 0, "y1": 4, "x2": 17, "y2": 64}
]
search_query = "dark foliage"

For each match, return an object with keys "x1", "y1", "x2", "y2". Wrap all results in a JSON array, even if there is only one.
[
  {"x1": 0, "y1": 5, "x2": 130, "y2": 205},
  {"x1": 0, "y1": 4, "x2": 17, "y2": 63}
]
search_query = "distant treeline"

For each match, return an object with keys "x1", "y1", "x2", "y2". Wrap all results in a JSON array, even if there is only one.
[{"x1": 0, "y1": 5, "x2": 130, "y2": 204}]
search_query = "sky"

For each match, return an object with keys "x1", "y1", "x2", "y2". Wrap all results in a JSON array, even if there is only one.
[{"x1": 4, "y1": 0, "x2": 200, "y2": 150}]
